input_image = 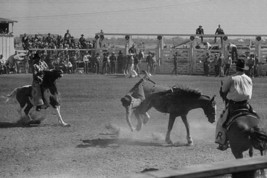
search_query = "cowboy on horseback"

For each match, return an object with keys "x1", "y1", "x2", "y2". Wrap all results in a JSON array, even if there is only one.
[
  {"x1": 32, "y1": 51, "x2": 49, "y2": 111},
  {"x1": 215, "y1": 59, "x2": 256, "y2": 151}
]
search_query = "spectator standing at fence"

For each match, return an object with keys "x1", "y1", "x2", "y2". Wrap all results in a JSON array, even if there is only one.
[
  {"x1": 224, "y1": 56, "x2": 232, "y2": 76},
  {"x1": 217, "y1": 53, "x2": 225, "y2": 77},
  {"x1": 227, "y1": 43, "x2": 238, "y2": 62},
  {"x1": 214, "y1": 54, "x2": 219, "y2": 76},
  {"x1": 128, "y1": 43, "x2": 137, "y2": 55},
  {"x1": 102, "y1": 52, "x2": 110, "y2": 74},
  {"x1": 203, "y1": 52, "x2": 211, "y2": 76},
  {"x1": 196, "y1": 25, "x2": 204, "y2": 43},
  {"x1": 214, "y1": 24, "x2": 225, "y2": 44},
  {"x1": 110, "y1": 52, "x2": 117, "y2": 74},
  {"x1": 92, "y1": 53, "x2": 101, "y2": 74},
  {"x1": 128, "y1": 54, "x2": 138, "y2": 78},
  {"x1": 254, "y1": 55, "x2": 259, "y2": 77},
  {"x1": 83, "y1": 51, "x2": 90, "y2": 74},
  {"x1": 247, "y1": 54, "x2": 255, "y2": 78},
  {"x1": 117, "y1": 50, "x2": 124, "y2": 74},
  {"x1": 146, "y1": 52, "x2": 153, "y2": 76},
  {"x1": 171, "y1": 52, "x2": 178, "y2": 75}
]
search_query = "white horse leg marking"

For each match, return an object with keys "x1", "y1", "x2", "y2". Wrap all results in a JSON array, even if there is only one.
[
  {"x1": 126, "y1": 106, "x2": 135, "y2": 131},
  {"x1": 55, "y1": 106, "x2": 70, "y2": 127},
  {"x1": 135, "y1": 112, "x2": 143, "y2": 131},
  {"x1": 181, "y1": 116, "x2": 193, "y2": 146},
  {"x1": 142, "y1": 112, "x2": 150, "y2": 124}
]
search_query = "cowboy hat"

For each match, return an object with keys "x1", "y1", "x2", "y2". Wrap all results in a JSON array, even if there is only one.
[{"x1": 236, "y1": 59, "x2": 249, "y2": 71}]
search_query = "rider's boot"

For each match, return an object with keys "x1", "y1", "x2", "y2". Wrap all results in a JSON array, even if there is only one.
[{"x1": 36, "y1": 105, "x2": 42, "y2": 111}]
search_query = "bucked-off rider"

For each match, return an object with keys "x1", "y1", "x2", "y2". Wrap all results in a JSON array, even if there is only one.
[
  {"x1": 32, "y1": 51, "x2": 49, "y2": 111},
  {"x1": 215, "y1": 58, "x2": 256, "y2": 151}
]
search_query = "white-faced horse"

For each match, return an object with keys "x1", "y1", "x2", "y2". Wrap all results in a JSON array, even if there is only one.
[{"x1": 4, "y1": 69, "x2": 70, "y2": 127}]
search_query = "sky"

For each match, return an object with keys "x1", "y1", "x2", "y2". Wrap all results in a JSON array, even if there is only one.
[{"x1": 1, "y1": 0, "x2": 267, "y2": 38}]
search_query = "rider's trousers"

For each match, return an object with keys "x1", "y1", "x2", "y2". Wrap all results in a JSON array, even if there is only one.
[
  {"x1": 215, "y1": 106, "x2": 228, "y2": 145},
  {"x1": 32, "y1": 81, "x2": 44, "y2": 106}
]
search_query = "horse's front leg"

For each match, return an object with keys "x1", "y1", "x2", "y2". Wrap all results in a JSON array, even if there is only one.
[
  {"x1": 125, "y1": 106, "x2": 136, "y2": 131},
  {"x1": 181, "y1": 115, "x2": 193, "y2": 146},
  {"x1": 55, "y1": 106, "x2": 70, "y2": 127},
  {"x1": 165, "y1": 114, "x2": 176, "y2": 145},
  {"x1": 133, "y1": 111, "x2": 143, "y2": 131}
]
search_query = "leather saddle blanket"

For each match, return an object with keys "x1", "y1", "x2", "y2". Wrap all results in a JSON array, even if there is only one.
[{"x1": 224, "y1": 108, "x2": 259, "y2": 130}]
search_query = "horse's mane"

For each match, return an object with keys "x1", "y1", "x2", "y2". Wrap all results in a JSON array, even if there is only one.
[{"x1": 159, "y1": 85, "x2": 202, "y2": 99}]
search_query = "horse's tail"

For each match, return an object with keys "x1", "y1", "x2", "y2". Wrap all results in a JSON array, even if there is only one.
[
  {"x1": 249, "y1": 127, "x2": 267, "y2": 151},
  {"x1": 3, "y1": 87, "x2": 18, "y2": 103}
]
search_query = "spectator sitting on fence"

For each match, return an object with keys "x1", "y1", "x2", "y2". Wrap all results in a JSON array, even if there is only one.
[
  {"x1": 214, "y1": 24, "x2": 224, "y2": 44},
  {"x1": 196, "y1": 25, "x2": 204, "y2": 43},
  {"x1": 64, "y1": 29, "x2": 71, "y2": 45}
]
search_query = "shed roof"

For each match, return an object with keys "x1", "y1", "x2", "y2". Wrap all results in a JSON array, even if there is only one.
[{"x1": 0, "y1": 18, "x2": 18, "y2": 23}]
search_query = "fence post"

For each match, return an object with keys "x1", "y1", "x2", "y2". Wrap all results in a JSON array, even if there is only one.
[
  {"x1": 125, "y1": 35, "x2": 131, "y2": 55},
  {"x1": 255, "y1": 36, "x2": 262, "y2": 62},
  {"x1": 189, "y1": 36, "x2": 195, "y2": 74},
  {"x1": 156, "y1": 35, "x2": 163, "y2": 67}
]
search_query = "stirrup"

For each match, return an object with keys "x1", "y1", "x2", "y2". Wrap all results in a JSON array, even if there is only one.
[
  {"x1": 36, "y1": 106, "x2": 42, "y2": 111},
  {"x1": 217, "y1": 144, "x2": 229, "y2": 151}
]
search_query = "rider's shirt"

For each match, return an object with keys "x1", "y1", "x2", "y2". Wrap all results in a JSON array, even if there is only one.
[
  {"x1": 222, "y1": 73, "x2": 252, "y2": 102},
  {"x1": 34, "y1": 61, "x2": 48, "y2": 74}
]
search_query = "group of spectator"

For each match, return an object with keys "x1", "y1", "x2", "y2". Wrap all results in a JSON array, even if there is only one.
[
  {"x1": 196, "y1": 24, "x2": 225, "y2": 44},
  {"x1": 202, "y1": 51, "x2": 260, "y2": 78},
  {"x1": 21, "y1": 29, "x2": 94, "y2": 51}
]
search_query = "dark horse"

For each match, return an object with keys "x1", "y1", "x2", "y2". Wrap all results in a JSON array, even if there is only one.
[
  {"x1": 219, "y1": 81, "x2": 267, "y2": 159},
  {"x1": 4, "y1": 69, "x2": 70, "y2": 126},
  {"x1": 121, "y1": 74, "x2": 216, "y2": 145}
]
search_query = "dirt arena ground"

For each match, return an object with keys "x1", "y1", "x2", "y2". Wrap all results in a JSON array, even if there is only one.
[{"x1": 0, "y1": 73, "x2": 266, "y2": 178}]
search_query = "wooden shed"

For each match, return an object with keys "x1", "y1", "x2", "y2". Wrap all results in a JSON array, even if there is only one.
[{"x1": 0, "y1": 17, "x2": 17, "y2": 60}]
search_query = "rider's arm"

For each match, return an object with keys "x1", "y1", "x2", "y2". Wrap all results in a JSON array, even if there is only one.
[{"x1": 221, "y1": 77, "x2": 232, "y2": 93}]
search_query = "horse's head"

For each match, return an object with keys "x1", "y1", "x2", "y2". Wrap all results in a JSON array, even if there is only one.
[
  {"x1": 202, "y1": 95, "x2": 217, "y2": 123},
  {"x1": 41, "y1": 69, "x2": 63, "y2": 89}
]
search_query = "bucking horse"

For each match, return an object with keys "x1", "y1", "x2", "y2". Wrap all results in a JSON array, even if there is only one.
[
  {"x1": 4, "y1": 69, "x2": 70, "y2": 127},
  {"x1": 121, "y1": 72, "x2": 216, "y2": 145}
]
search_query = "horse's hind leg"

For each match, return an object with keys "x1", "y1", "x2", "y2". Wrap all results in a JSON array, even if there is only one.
[
  {"x1": 181, "y1": 115, "x2": 193, "y2": 146},
  {"x1": 165, "y1": 113, "x2": 176, "y2": 145},
  {"x1": 249, "y1": 146, "x2": 253, "y2": 157},
  {"x1": 55, "y1": 106, "x2": 70, "y2": 127}
]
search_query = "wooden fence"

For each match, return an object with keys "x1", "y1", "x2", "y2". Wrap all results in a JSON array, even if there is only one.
[{"x1": 122, "y1": 156, "x2": 267, "y2": 178}]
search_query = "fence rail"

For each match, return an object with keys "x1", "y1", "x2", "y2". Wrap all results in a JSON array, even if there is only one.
[{"x1": 122, "y1": 156, "x2": 267, "y2": 178}]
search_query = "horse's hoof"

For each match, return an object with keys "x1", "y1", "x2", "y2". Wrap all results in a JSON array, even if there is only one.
[
  {"x1": 62, "y1": 123, "x2": 71, "y2": 127},
  {"x1": 165, "y1": 140, "x2": 173, "y2": 145},
  {"x1": 187, "y1": 142, "x2": 194, "y2": 146}
]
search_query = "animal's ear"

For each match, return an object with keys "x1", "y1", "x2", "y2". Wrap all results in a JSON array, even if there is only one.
[{"x1": 211, "y1": 95, "x2": 216, "y2": 102}]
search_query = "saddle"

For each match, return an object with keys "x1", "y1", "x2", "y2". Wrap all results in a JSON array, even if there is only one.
[{"x1": 223, "y1": 106, "x2": 259, "y2": 130}]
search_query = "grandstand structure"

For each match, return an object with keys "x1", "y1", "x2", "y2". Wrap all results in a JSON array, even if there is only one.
[{"x1": 0, "y1": 17, "x2": 17, "y2": 60}]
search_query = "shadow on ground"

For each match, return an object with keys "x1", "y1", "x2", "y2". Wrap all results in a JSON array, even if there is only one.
[
  {"x1": 0, "y1": 120, "x2": 41, "y2": 128},
  {"x1": 77, "y1": 137, "x2": 188, "y2": 148}
]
